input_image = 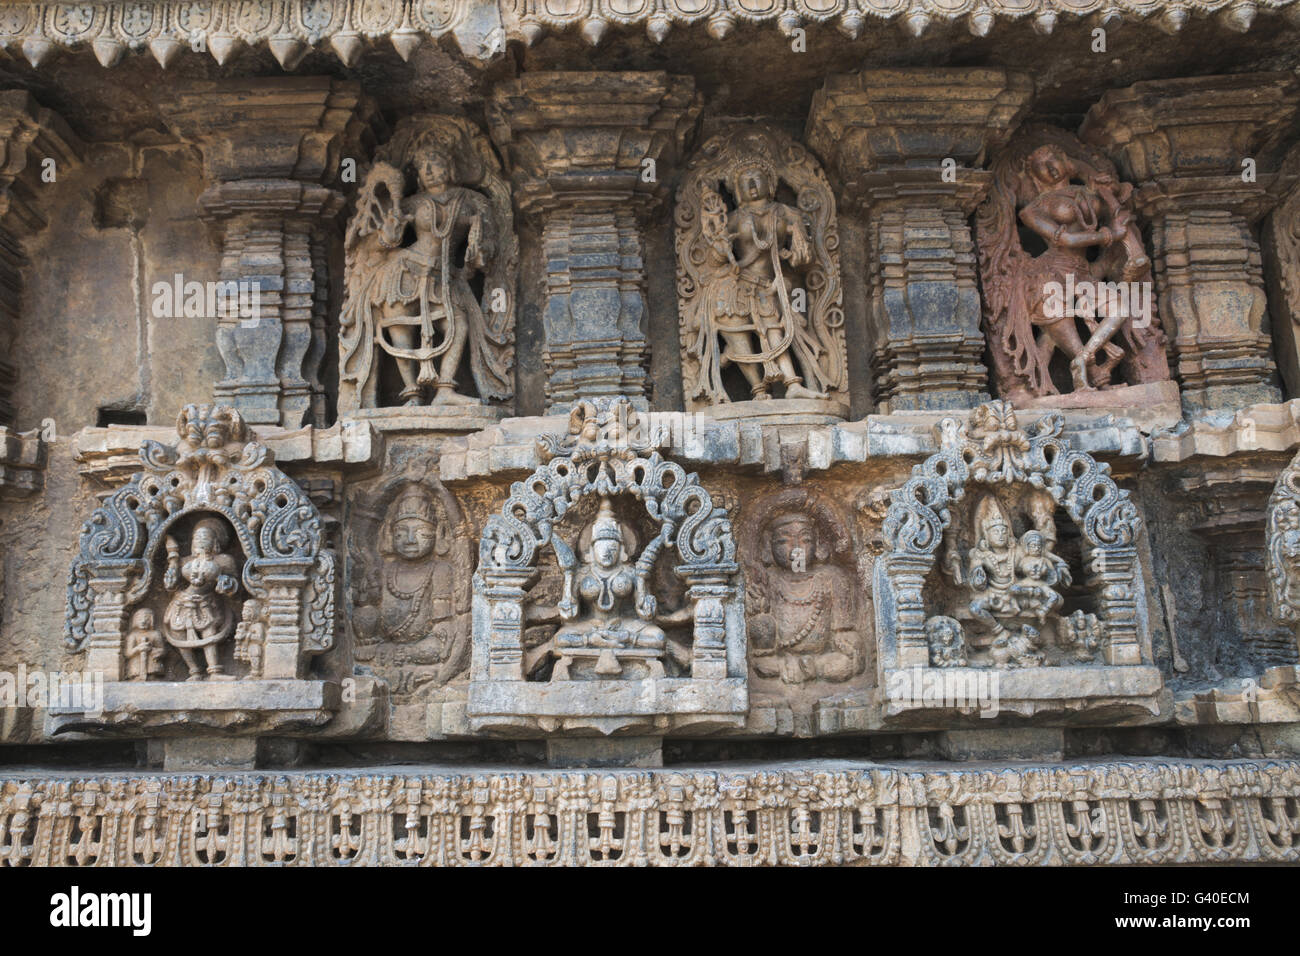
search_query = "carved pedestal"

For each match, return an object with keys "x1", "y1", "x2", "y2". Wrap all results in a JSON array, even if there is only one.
[
  {"x1": 161, "y1": 79, "x2": 377, "y2": 428},
  {"x1": 1083, "y1": 73, "x2": 1300, "y2": 412},
  {"x1": 806, "y1": 69, "x2": 1033, "y2": 412},
  {"x1": 489, "y1": 72, "x2": 701, "y2": 413}
]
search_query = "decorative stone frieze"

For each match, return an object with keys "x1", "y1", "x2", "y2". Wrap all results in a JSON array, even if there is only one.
[
  {"x1": 1082, "y1": 73, "x2": 1300, "y2": 412},
  {"x1": 807, "y1": 69, "x2": 1032, "y2": 412},
  {"x1": 3, "y1": 758, "x2": 1299, "y2": 865},
  {"x1": 676, "y1": 124, "x2": 848, "y2": 420},
  {"x1": 1268, "y1": 447, "x2": 1300, "y2": 656},
  {"x1": 876, "y1": 400, "x2": 1162, "y2": 717},
  {"x1": 468, "y1": 398, "x2": 746, "y2": 736},
  {"x1": 488, "y1": 72, "x2": 701, "y2": 413},
  {"x1": 160, "y1": 79, "x2": 378, "y2": 429},
  {"x1": 61, "y1": 404, "x2": 345, "y2": 740}
]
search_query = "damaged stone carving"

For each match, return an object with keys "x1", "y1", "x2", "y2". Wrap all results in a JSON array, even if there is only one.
[
  {"x1": 1268, "y1": 449, "x2": 1300, "y2": 632},
  {"x1": 349, "y1": 474, "x2": 474, "y2": 699},
  {"x1": 876, "y1": 400, "x2": 1161, "y2": 716},
  {"x1": 340, "y1": 115, "x2": 517, "y2": 416},
  {"x1": 744, "y1": 488, "x2": 865, "y2": 685},
  {"x1": 468, "y1": 398, "x2": 747, "y2": 734},
  {"x1": 676, "y1": 125, "x2": 847, "y2": 419},
  {"x1": 976, "y1": 126, "x2": 1170, "y2": 404}
]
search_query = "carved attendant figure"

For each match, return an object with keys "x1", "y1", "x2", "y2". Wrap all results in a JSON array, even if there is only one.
[
  {"x1": 124, "y1": 608, "x2": 165, "y2": 682},
  {"x1": 162, "y1": 518, "x2": 240, "y2": 681},
  {"x1": 750, "y1": 510, "x2": 863, "y2": 684},
  {"x1": 340, "y1": 116, "x2": 517, "y2": 411},
  {"x1": 355, "y1": 484, "x2": 471, "y2": 684},
  {"x1": 676, "y1": 126, "x2": 847, "y2": 412},
  {"x1": 1012, "y1": 529, "x2": 1068, "y2": 622}
]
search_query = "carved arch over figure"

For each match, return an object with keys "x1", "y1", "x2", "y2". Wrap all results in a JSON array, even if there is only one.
[
  {"x1": 66, "y1": 404, "x2": 334, "y2": 681},
  {"x1": 469, "y1": 399, "x2": 746, "y2": 734},
  {"x1": 878, "y1": 401, "x2": 1147, "y2": 675}
]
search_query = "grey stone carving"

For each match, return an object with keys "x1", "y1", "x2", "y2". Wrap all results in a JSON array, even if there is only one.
[
  {"x1": 875, "y1": 400, "x2": 1161, "y2": 716},
  {"x1": 65, "y1": 403, "x2": 335, "y2": 685},
  {"x1": 468, "y1": 398, "x2": 747, "y2": 734}
]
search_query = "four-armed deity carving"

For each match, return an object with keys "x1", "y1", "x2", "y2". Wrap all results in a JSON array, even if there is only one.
[
  {"x1": 340, "y1": 115, "x2": 518, "y2": 414},
  {"x1": 676, "y1": 125, "x2": 847, "y2": 416}
]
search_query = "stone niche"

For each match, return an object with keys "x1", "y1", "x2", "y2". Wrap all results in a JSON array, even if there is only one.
[
  {"x1": 675, "y1": 124, "x2": 848, "y2": 423},
  {"x1": 468, "y1": 399, "x2": 747, "y2": 736},
  {"x1": 338, "y1": 114, "x2": 518, "y2": 433},
  {"x1": 59, "y1": 404, "x2": 342, "y2": 737},
  {"x1": 875, "y1": 400, "x2": 1163, "y2": 719}
]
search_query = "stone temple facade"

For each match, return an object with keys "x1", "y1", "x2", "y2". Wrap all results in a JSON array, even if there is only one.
[{"x1": 7, "y1": 0, "x2": 1300, "y2": 868}]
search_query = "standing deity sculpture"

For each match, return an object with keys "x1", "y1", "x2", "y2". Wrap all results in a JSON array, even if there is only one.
[
  {"x1": 976, "y1": 126, "x2": 1170, "y2": 403},
  {"x1": 352, "y1": 481, "x2": 473, "y2": 690},
  {"x1": 161, "y1": 517, "x2": 241, "y2": 681},
  {"x1": 339, "y1": 115, "x2": 518, "y2": 413},
  {"x1": 676, "y1": 125, "x2": 847, "y2": 417},
  {"x1": 745, "y1": 491, "x2": 864, "y2": 685}
]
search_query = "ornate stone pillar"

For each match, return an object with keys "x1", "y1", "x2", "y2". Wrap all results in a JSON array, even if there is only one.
[
  {"x1": 807, "y1": 70, "x2": 1032, "y2": 412},
  {"x1": 488, "y1": 72, "x2": 701, "y2": 413},
  {"x1": 161, "y1": 79, "x2": 377, "y2": 428},
  {"x1": 1082, "y1": 74, "x2": 1300, "y2": 412},
  {"x1": 0, "y1": 92, "x2": 82, "y2": 428}
]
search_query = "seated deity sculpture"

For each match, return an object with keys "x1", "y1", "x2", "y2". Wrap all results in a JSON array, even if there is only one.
[
  {"x1": 339, "y1": 116, "x2": 516, "y2": 412},
  {"x1": 162, "y1": 517, "x2": 241, "y2": 681},
  {"x1": 748, "y1": 506, "x2": 863, "y2": 684},
  {"x1": 676, "y1": 125, "x2": 847, "y2": 413},
  {"x1": 548, "y1": 498, "x2": 668, "y2": 680},
  {"x1": 976, "y1": 127, "x2": 1169, "y2": 402},
  {"x1": 353, "y1": 483, "x2": 472, "y2": 687}
]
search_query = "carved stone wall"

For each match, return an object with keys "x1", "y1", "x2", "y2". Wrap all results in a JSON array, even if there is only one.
[{"x1": 9, "y1": 0, "x2": 1300, "y2": 868}]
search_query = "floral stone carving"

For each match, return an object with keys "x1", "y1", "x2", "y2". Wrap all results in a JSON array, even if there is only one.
[
  {"x1": 340, "y1": 115, "x2": 518, "y2": 422},
  {"x1": 469, "y1": 398, "x2": 747, "y2": 735},
  {"x1": 675, "y1": 125, "x2": 847, "y2": 421},
  {"x1": 975, "y1": 126, "x2": 1170, "y2": 405},
  {"x1": 875, "y1": 401, "x2": 1162, "y2": 718},
  {"x1": 61, "y1": 404, "x2": 340, "y2": 732}
]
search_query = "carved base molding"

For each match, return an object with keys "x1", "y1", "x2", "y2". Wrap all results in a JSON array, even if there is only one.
[{"x1": 2, "y1": 759, "x2": 1298, "y2": 866}]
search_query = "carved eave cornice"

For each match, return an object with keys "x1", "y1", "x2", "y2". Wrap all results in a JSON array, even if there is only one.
[
  {"x1": 0, "y1": 0, "x2": 1290, "y2": 71},
  {"x1": 0, "y1": 90, "x2": 83, "y2": 236},
  {"x1": 1152, "y1": 400, "x2": 1300, "y2": 462}
]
